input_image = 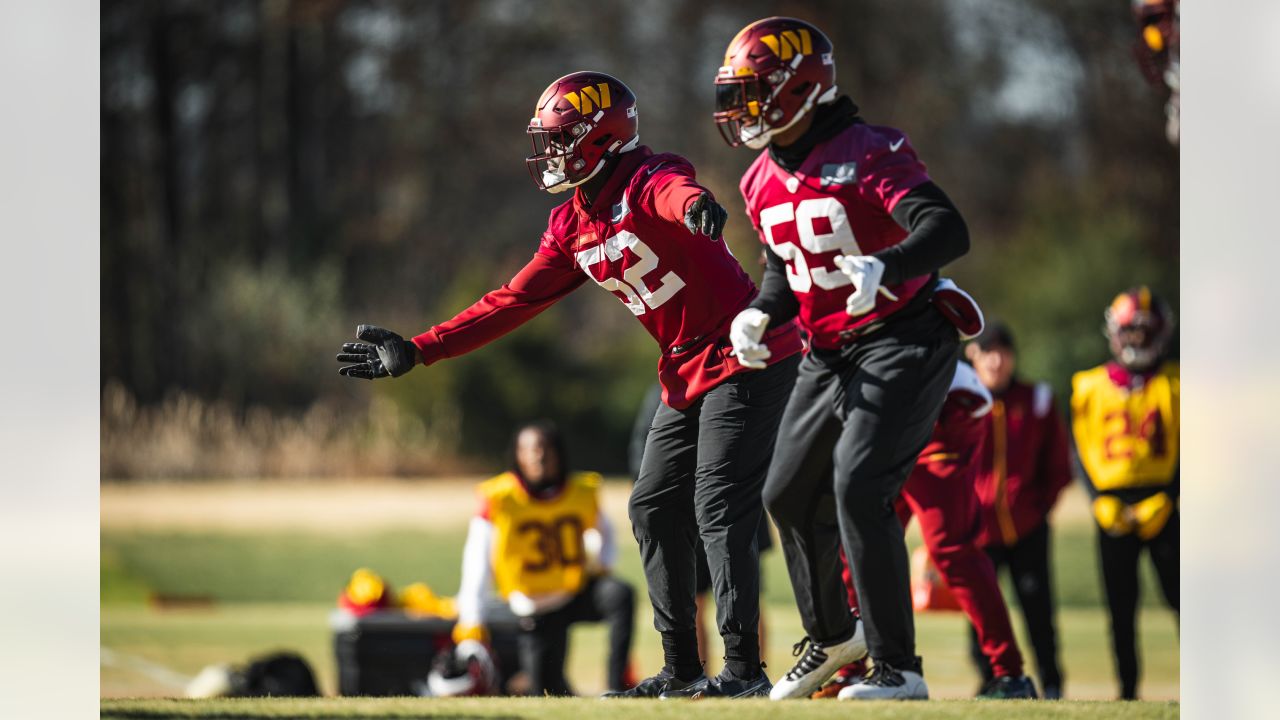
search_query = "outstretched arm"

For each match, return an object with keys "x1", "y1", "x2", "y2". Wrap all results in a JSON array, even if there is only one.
[
  {"x1": 645, "y1": 166, "x2": 729, "y2": 240},
  {"x1": 337, "y1": 246, "x2": 585, "y2": 380},
  {"x1": 412, "y1": 249, "x2": 586, "y2": 365}
]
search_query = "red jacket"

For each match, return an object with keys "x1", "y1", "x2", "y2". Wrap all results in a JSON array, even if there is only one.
[
  {"x1": 973, "y1": 379, "x2": 1072, "y2": 548},
  {"x1": 411, "y1": 146, "x2": 801, "y2": 409}
]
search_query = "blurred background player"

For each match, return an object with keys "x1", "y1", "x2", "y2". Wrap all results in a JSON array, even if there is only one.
[
  {"x1": 450, "y1": 421, "x2": 635, "y2": 696},
  {"x1": 338, "y1": 71, "x2": 803, "y2": 699},
  {"x1": 1131, "y1": 0, "x2": 1179, "y2": 145},
  {"x1": 964, "y1": 322, "x2": 1072, "y2": 699},
  {"x1": 716, "y1": 17, "x2": 976, "y2": 700},
  {"x1": 815, "y1": 361, "x2": 1036, "y2": 700},
  {"x1": 1071, "y1": 287, "x2": 1179, "y2": 700}
]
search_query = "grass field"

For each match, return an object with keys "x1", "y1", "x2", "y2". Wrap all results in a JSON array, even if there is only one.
[
  {"x1": 100, "y1": 697, "x2": 1182, "y2": 719},
  {"x1": 101, "y1": 480, "x2": 1179, "y2": 711}
]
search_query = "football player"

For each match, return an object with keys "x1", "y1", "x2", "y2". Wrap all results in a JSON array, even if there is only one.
[
  {"x1": 964, "y1": 322, "x2": 1072, "y2": 699},
  {"x1": 714, "y1": 17, "x2": 974, "y2": 700},
  {"x1": 1071, "y1": 287, "x2": 1179, "y2": 700},
  {"x1": 451, "y1": 421, "x2": 634, "y2": 696},
  {"x1": 814, "y1": 361, "x2": 1036, "y2": 700},
  {"x1": 1132, "y1": 0, "x2": 1179, "y2": 145},
  {"x1": 337, "y1": 72, "x2": 803, "y2": 699}
]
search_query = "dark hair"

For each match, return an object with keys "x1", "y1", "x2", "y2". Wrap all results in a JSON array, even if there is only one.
[
  {"x1": 508, "y1": 420, "x2": 569, "y2": 486},
  {"x1": 973, "y1": 320, "x2": 1016, "y2": 353}
]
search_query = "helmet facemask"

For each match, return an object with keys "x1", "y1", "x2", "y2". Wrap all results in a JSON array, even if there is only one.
[
  {"x1": 1104, "y1": 298, "x2": 1174, "y2": 371},
  {"x1": 714, "y1": 73, "x2": 769, "y2": 148},
  {"x1": 714, "y1": 63, "x2": 833, "y2": 149},
  {"x1": 526, "y1": 115, "x2": 639, "y2": 194},
  {"x1": 527, "y1": 119, "x2": 593, "y2": 194}
]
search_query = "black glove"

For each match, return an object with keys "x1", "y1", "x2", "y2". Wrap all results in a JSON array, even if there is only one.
[
  {"x1": 336, "y1": 324, "x2": 419, "y2": 380},
  {"x1": 684, "y1": 192, "x2": 729, "y2": 240}
]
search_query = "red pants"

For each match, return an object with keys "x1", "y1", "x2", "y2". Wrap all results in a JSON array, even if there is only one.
[{"x1": 842, "y1": 401, "x2": 1024, "y2": 678}]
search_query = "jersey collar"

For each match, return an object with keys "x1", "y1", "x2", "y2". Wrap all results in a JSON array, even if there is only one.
[
  {"x1": 512, "y1": 470, "x2": 569, "y2": 503},
  {"x1": 574, "y1": 146, "x2": 653, "y2": 218},
  {"x1": 1105, "y1": 360, "x2": 1160, "y2": 388}
]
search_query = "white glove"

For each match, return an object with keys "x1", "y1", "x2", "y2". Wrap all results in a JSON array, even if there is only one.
[
  {"x1": 582, "y1": 528, "x2": 605, "y2": 575},
  {"x1": 729, "y1": 308, "x2": 772, "y2": 370},
  {"x1": 834, "y1": 255, "x2": 897, "y2": 317},
  {"x1": 507, "y1": 590, "x2": 571, "y2": 617},
  {"x1": 507, "y1": 591, "x2": 538, "y2": 617},
  {"x1": 455, "y1": 639, "x2": 489, "y2": 662}
]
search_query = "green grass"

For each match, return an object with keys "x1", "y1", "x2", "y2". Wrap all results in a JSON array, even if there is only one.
[
  {"x1": 101, "y1": 523, "x2": 1172, "y2": 609},
  {"x1": 101, "y1": 602, "x2": 1178, "y2": 700},
  {"x1": 101, "y1": 488, "x2": 1179, "y2": 703},
  {"x1": 100, "y1": 696, "x2": 1180, "y2": 719}
]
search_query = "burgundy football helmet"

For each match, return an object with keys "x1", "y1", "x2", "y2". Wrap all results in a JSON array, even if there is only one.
[
  {"x1": 1104, "y1": 286, "x2": 1175, "y2": 370},
  {"x1": 1131, "y1": 0, "x2": 1179, "y2": 144},
  {"x1": 526, "y1": 71, "x2": 640, "y2": 193},
  {"x1": 714, "y1": 17, "x2": 837, "y2": 149}
]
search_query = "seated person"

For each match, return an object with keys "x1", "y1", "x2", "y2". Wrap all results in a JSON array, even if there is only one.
[{"x1": 451, "y1": 421, "x2": 636, "y2": 696}]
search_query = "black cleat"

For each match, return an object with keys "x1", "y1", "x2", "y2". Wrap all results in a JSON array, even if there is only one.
[
  {"x1": 977, "y1": 675, "x2": 1039, "y2": 699},
  {"x1": 601, "y1": 668, "x2": 707, "y2": 699},
  {"x1": 661, "y1": 668, "x2": 772, "y2": 699}
]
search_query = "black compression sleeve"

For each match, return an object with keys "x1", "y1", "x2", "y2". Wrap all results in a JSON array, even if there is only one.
[
  {"x1": 876, "y1": 181, "x2": 970, "y2": 286},
  {"x1": 748, "y1": 245, "x2": 800, "y2": 326}
]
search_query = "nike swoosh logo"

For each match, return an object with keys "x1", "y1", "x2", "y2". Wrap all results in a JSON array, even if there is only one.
[{"x1": 889, "y1": 137, "x2": 905, "y2": 152}]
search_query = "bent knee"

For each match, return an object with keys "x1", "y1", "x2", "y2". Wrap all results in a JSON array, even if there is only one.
[
  {"x1": 763, "y1": 481, "x2": 804, "y2": 523},
  {"x1": 628, "y1": 494, "x2": 662, "y2": 533},
  {"x1": 601, "y1": 578, "x2": 636, "y2": 609},
  {"x1": 834, "y1": 476, "x2": 899, "y2": 519}
]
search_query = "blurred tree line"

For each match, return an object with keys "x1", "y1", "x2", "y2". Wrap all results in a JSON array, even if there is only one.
[{"x1": 101, "y1": 0, "x2": 1177, "y2": 479}]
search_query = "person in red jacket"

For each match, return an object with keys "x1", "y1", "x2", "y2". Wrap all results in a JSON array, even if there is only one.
[
  {"x1": 336, "y1": 72, "x2": 802, "y2": 700},
  {"x1": 816, "y1": 361, "x2": 1034, "y2": 700},
  {"x1": 964, "y1": 322, "x2": 1072, "y2": 699}
]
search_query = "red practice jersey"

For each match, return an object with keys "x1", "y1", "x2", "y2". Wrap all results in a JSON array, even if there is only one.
[
  {"x1": 740, "y1": 122, "x2": 932, "y2": 349},
  {"x1": 412, "y1": 146, "x2": 802, "y2": 409}
]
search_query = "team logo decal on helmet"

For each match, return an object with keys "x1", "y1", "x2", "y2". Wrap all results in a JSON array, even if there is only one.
[
  {"x1": 526, "y1": 71, "x2": 640, "y2": 193},
  {"x1": 1104, "y1": 286, "x2": 1174, "y2": 370},
  {"x1": 714, "y1": 17, "x2": 838, "y2": 149}
]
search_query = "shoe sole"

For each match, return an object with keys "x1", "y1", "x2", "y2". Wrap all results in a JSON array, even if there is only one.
[
  {"x1": 770, "y1": 632, "x2": 869, "y2": 700},
  {"x1": 838, "y1": 678, "x2": 929, "y2": 701}
]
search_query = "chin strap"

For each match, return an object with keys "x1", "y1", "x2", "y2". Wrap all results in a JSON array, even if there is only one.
[
  {"x1": 545, "y1": 135, "x2": 641, "y2": 193},
  {"x1": 743, "y1": 83, "x2": 838, "y2": 149}
]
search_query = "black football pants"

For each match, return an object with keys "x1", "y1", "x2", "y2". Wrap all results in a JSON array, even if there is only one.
[
  {"x1": 968, "y1": 521, "x2": 1064, "y2": 692},
  {"x1": 630, "y1": 353, "x2": 799, "y2": 669},
  {"x1": 1097, "y1": 510, "x2": 1179, "y2": 700},
  {"x1": 762, "y1": 307, "x2": 958, "y2": 667},
  {"x1": 518, "y1": 575, "x2": 636, "y2": 695}
]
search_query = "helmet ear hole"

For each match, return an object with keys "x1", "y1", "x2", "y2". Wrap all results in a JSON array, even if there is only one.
[
  {"x1": 592, "y1": 133, "x2": 613, "y2": 147},
  {"x1": 791, "y1": 81, "x2": 812, "y2": 96}
]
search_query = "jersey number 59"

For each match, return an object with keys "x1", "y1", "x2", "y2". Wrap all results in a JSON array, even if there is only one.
[{"x1": 759, "y1": 197, "x2": 863, "y2": 294}]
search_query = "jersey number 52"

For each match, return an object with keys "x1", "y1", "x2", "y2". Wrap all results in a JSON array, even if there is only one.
[{"x1": 576, "y1": 230, "x2": 686, "y2": 315}]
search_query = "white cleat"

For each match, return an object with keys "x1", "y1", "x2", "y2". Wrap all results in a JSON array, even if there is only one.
[
  {"x1": 769, "y1": 621, "x2": 868, "y2": 700},
  {"x1": 837, "y1": 659, "x2": 929, "y2": 701}
]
